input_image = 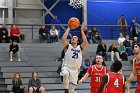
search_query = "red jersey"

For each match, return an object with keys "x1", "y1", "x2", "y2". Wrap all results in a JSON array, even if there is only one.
[
  {"x1": 133, "y1": 58, "x2": 140, "y2": 93},
  {"x1": 106, "y1": 72, "x2": 124, "y2": 93},
  {"x1": 134, "y1": 58, "x2": 140, "y2": 84},
  {"x1": 10, "y1": 28, "x2": 20, "y2": 37},
  {"x1": 87, "y1": 65, "x2": 108, "y2": 88}
]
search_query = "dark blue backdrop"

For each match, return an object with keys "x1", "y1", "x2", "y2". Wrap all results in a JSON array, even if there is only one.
[
  {"x1": 87, "y1": 0, "x2": 140, "y2": 39},
  {"x1": 44, "y1": 0, "x2": 82, "y2": 37},
  {"x1": 44, "y1": 0, "x2": 140, "y2": 39}
]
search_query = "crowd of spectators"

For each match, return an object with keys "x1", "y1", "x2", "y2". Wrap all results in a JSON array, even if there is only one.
[{"x1": 0, "y1": 24, "x2": 21, "y2": 43}]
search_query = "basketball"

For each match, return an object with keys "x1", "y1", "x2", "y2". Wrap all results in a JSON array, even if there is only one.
[{"x1": 68, "y1": 17, "x2": 80, "y2": 29}]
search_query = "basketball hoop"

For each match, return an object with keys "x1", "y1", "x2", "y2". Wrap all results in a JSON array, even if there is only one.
[{"x1": 69, "y1": 0, "x2": 84, "y2": 9}]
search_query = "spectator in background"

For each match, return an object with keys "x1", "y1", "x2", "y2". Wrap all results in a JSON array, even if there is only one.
[
  {"x1": 51, "y1": 15, "x2": 61, "y2": 41},
  {"x1": 57, "y1": 49, "x2": 65, "y2": 61},
  {"x1": 28, "y1": 72, "x2": 45, "y2": 93},
  {"x1": 9, "y1": 41, "x2": 21, "y2": 62},
  {"x1": 108, "y1": 43, "x2": 121, "y2": 61},
  {"x1": 118, "y1": 33, "x2": 125, "y2": 44},
  {"x1": 10, "y1": 25, "x2": 21, "y2": 43},
  {"x1": 50, "y1": 25, "x2": 58, "y2": 43},
  {"x1": 51, "y1": 15, "x2": 61, "y2": 29},
  {"x1": 123, "y1": 35, "x2": 133, "y2": 56},
  {"x1": 118, "y1": 15, "x2": 128, "y2": 36},
  {"x1": 39, "y1": 25, "x2": 49, "y2": 43},
  {"x1": 12, "y1": 73, "x2": 24, "y2": 93},
  {"x1": 117, "y1": 42, "x2": 128, "y2": 61},
  {"x1": 96, "y1": 40, "x2": 107, "y2": 61},
  {"x1": 132, "y1": 37, "x2": 139, "y2": 49},
  {"x1": 82, "y1": 27, "x2": 90, "y2": 44},
  {"x1": 131, "y1": 16, "x2": 140, "y2": 39},
  {"x1": 0, "y1": 24, "x2": 9, "y2": 43},
  {"x1": 91, "y1": 26, "x2": 102, "y2": 44},
  {"x1": 78, "y1": 55, "x2": 91, "y2": 80}
]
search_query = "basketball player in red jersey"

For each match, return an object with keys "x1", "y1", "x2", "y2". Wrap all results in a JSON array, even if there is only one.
[
  {"x1": 125, "y1": 43, "x2": 140, "y2": 93},
  {"x1": 79, "y1": 54, "x2": 108, "y2": 93},
  {"x1": 98, "y1": 60, "x2": 130, "y2": 93}
]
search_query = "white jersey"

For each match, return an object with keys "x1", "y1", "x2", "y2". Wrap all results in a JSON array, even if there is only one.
[{"x1": 63, "y1": 44, "x2": 82, "y2": 70}]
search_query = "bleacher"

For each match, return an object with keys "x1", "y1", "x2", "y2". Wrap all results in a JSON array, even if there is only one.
[{"x1": 0, "y1": 42, "x2": 137, "y2": 93}]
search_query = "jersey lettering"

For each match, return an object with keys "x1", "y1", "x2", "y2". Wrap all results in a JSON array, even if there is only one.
[
  {"x1": 95, "y1": 77, "x2": 100, "y2": 82},
  {"x1": 114, "y1": 79, "x2": 119, "y2": 87},
  {"x1": 72, "y1": 52, "x2": 78, "y2": 59}
]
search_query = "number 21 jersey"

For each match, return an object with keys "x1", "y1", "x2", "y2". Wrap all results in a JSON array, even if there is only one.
[{"x1": 63, "y1": 44, "x2": 82, "y2": 69}]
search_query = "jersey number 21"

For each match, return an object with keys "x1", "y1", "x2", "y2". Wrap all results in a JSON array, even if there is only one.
[{"x1": 72, "y1": 52, "x2": 78, "y2": 59}]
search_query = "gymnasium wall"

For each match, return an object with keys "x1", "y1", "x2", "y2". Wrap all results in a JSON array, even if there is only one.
[
  {"x1": 87, "y1": 0, "x2": 140, "y2": 39},
  {"x1": 44, "y1": 0, "x2": 82, "y2": 24},
  {"x1": 44, "y1": 0, "x2": 82, "y2": 37},
  {"x1": 44, "y1": 0, "x2": 140, "y2": 39}
]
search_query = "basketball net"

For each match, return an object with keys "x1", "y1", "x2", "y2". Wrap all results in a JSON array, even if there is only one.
[{"x1": 69, "y1": 0, "x2": 84, "y2": 9}]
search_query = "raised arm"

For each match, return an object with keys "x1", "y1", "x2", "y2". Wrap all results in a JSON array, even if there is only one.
[
  {"x1": 80, "y1": 22, "x2": 88, "y2": 51},
  {"x1": 62, "y1": 27, "x2": 71, "y2": 48},
  {"x1": 98, "y1": 74, "x2": 108, "y2": 93},
  {"x1": 125, "y1": 60, "x2": 136, "y2": 85}
]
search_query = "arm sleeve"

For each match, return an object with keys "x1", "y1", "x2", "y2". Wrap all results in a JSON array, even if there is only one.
[
  {"x1": 10, "y1": 29, "x2": 13, "y2": 36},
  {"x1": 87, "y1": 66, "x2": 92, "y2": 74},
  {"x1": 37, "y1": 78, "x2": 41, "y2": 87},
  {"x1": 9, "y1": 45, "x2": 12, "y2": 52},
  {"x1": 17, "y1": 28, "x2": 20, "y2": 34},
  {"x1": 83, "y1": 62, "x2": 88, "y2": 69},
  {"x1": 28, "y1": 78, "x2": 32, "y2": 87},
  {"x1": 106, "y1": 68, "x2": 109, "y2": 73},
  {"x1": 12, "y1": 80, "x2": 15, "y2": 86},
  {"x1": 108, "y1": 46, "x2": 111, "y2": 52},
  {"x1": 20, "y1": 80, "x2": 22, "y2": 86},
  {"x1": 5, "y1": 29, "x2": 8, "y2": 37},
  {"x1": 123, "y1": 46, "x2": 126, "y2": 52},
  {"x1": 17, "y1": 45, "x2": 19, "y2": 51},
  {"x1": 39, "y1": 29, "x2": 41, "y2": 35},
  {"x1": 105, "y1": 45, "x2": 107, "y2": 52},
  {"x1": 50, "y1": 30, "x2": 53, "y2": 35},
  {"x1": 96, "y1": 45, "x2": 101, "y2": 53}
]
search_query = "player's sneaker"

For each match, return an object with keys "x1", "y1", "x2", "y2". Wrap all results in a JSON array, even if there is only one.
[{"x1": 10, "y1": 59, "x2": 13, "y2": 62}]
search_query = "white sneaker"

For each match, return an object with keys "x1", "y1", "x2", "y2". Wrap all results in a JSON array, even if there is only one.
[
  {"x1": 18, "y1": 58, "x2": 21, "y2": 62},
  {"x1": 10, "y1": 59, "x2": 13, "y2": 61},
  {"x1": 119, "y1": 59, "x2": 122, "y2": 61},
  {"x1": 111, "y1": 59, "x2": 114, "y2": 62}
]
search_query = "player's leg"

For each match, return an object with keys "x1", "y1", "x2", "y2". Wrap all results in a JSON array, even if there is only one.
[
  {"x1": 61, "y1": 69, "x2": 70, "y2": 93},
  {"x1": 68, "y1": 70, "x2": 78, "y2": 93},
  {"x1": 111, "y1": 51, "x2": 115, "y2": 61},
  {"x1": 68, "y1": 83, "x2": 77, "y2": 93}
]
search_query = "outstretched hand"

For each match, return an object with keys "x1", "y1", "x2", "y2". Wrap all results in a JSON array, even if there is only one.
[
  {"x1": 125, "y1": 81, "x2": 130, "y2": 93},
  {"x1": 78, "y1": 79, "x2": 83, "y2": 84}
]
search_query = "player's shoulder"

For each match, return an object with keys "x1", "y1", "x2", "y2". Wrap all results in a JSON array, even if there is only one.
[
  {"x1": 89, "y1": 65, "x2": 94, "y2": 69},
  {"x1": 132, "y1": 58, "x2": 137, "y2": 65},
  {"x1": 133, "y1": 58, "x2": 136, "y2": 61},
  {"x1": 102, "y1": 65, "x2": 108, "y2": 70}
]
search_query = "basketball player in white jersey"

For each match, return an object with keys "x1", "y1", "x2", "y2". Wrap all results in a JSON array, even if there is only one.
[{"x1": 60, "y1": 22, "x2": 88, "y2": 93}]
